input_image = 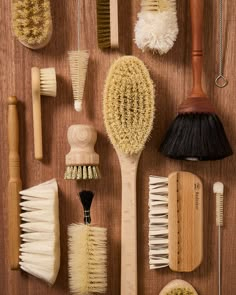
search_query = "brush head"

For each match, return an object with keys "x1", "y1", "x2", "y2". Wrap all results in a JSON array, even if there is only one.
[
  {"x1": 68, "y1": 224, "x2": 107, "y2": 294},
  {"x1": 12, "y1": 0, "x2": 52, "y2": 49},
  {"x1": 79, "y1": 190, "x2": 94, "y2": 225},
  {"x1": 213, "y1": 182, "x2": 224, "y2": 194},
  {"x1": 214, "y1": 182, "x2": 224, "y2": 227},
  {"x1": 68, "y1": 50, "x2": 89, "y2": 112},
  {"x1": 135, "y1": 0, "x2": 178, "y2": 54},
  {"x1": 160, "y1": 113, "x2": 233, "y2": 161},
  {"x1": 159, "y1": 279, "x2": 198, "y2": 295},
  {"x1": 96, "y1": 0, "x2": 111, "y2": 48},
  {"x1": 103, "y1": 56, "x2": 155, "y2": 155},
  {"x1": 40, "y1": 68, "x2": 57, "y2": 97}
]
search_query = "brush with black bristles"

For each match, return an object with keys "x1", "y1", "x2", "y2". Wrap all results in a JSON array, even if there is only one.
[{"x1": 160, "y1": 0, "x2": 233, "y2": 161}]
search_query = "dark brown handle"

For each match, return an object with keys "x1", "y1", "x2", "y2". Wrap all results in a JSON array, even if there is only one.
[
  {"x1": 8, "y1": 96, "x2": 21, "y2": 270},
  {"x1": 190, "y1": 0, "x2": 205, "y2": 97}
]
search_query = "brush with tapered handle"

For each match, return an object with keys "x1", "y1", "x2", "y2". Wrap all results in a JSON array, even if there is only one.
[{"x1": 8, "y1": 95, "x2": 22, "y2": 270}]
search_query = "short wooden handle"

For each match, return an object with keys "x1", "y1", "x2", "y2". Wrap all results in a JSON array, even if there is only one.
[
  {"x1": 8, "y1": 96, "x2": 22, "y2": 270},
  {"x1": 190, "y1": 0, "x2": 205, "y2": 96},
  {"x1": 118, "y1": 152, "x2": 141, "y2": 295},
  {"x1": 32, "y1": 67, "x2": 43, "y2": 160}
]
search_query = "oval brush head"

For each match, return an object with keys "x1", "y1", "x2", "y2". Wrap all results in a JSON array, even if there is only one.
[
  {"x1": 159, "y1": 280, "x2": 198, "y2": 295},
  {"x1": 103, "y1": 55, "x2": 155, "y2": 155},
  {"x1": 12, "y1": 0, "x2": 53, "y2": 49}
]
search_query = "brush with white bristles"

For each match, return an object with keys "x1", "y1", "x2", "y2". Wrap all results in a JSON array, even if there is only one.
[
  {"x1": 213, "y1": 182, "x2": 224, "y2": 295},
  {"x1": 19, "y1": 179, "x2": 60, "y2": 285},
  {"x1": 68, "y1": 191, "x2": 107, "y2": 295},
  {"x1": 31, "y1": 67, "x2": 57, "y2": 160},
  {"x1": 68, "y1": 0, "x2": 89, "y2": 112},
  {"x1": 134, "y1": 0, "x2": 179, "y2": 54}
]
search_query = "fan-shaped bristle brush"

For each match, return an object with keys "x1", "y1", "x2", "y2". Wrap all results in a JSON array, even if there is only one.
[
  {"x1": 135, "y1": 0, "x2": 179, "y2": 54},
  {"x1": 213, "y1": 182, "x2": 224, "y2": 295},
  {"x1": 160, "y1": 0, "x2": 232, "y2": 160},
  {"x1": 12, "y1": 0, "x2": 53, "y2": 49},
  {"x1": 64, "y1": 124, "x2": 101, "y2": 180},
  {"x1": 68, "y1": 191, "x2": 107, "y2": 294}
]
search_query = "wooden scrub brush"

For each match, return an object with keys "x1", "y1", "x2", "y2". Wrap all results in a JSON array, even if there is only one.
[
  {"x1": 135, "y1": 0, "x2": 179, "y2": 54},
  {"x1": 103, "y1": 56, "x2": 155, "y2": 295},
  {"x1": 12, "y1": 0, "x2": 53, "y2": 49},
  {"x1": 31, "y1": 66, "x2": 57, "y2": 160},
  {"x1": 160, "y1": 0, "x2": 232, "y2": 160},
  {"x1": 64, "y1": 124, "x2": 101, "y2": 180},
  {"x1": 19, "y1": 179, "x2": 60, "y2": 285},
  {"x1": 159, "y1": 280, "x2": 198, "y2": 295},
  {"x1": 68, "y1": 191, "x2": 107, "y2": 294},
  {"x1": 96, "y1": 0, "x2": 119, "y2": 49},
  {"x1": 149, "y1": 172, "x2": 203, "y2": 271}
]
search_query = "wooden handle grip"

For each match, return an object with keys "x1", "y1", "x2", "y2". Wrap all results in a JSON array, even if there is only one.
[
  {"x1": 118, "y1": 152, "x2": 141, "y2": 295},
  {"x1": 190, "y1": 0, "x2": 205, "y2": 96},
  {"x1": 8, "y1": 96, "x2": 22, "y2": 270},
  {"x1": 32, "y1": 67, "x2": 43, "y2": 160}
]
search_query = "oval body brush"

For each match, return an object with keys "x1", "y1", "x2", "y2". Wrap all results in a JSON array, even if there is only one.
[
  {"x1": 159, "y1": 279, "x2": 198, "y2": 295},
  {"x1": 103, "y1": 56, "x2": 155, "y2": 295},
  {"x1": 160, "y1": 0, "x2": 233, "y2": 161}
]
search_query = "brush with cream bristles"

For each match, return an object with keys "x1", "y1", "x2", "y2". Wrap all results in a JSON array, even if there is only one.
[
  {"x1": 135, "y1": 0, "x2": 178, "y2": 54},
  {"x1": 213, "y1": 182, "x2": 224, "y2": 295},
  {"x1": 12, "y1": 0, "x2": 53, "y2": 49},
  {"x1": 68, "y1": 0, "x2": 89, "y2": 112},
  {"x1": 68, "y1": 191, "x2": 107, "y2": 294}
]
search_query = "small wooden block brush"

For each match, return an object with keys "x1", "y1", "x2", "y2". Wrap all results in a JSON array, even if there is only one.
[
  {"x1": 160, "y1": 0, "x2": 232, "y2": 160},
  {"x1": 8, "y1": 96, "x2": 22, "y2": 270},
  {"x1": 149, "y1": 172, "x2": 203, "y2": 271},
  {"x1": 213, "y1": 182, "x2": 224, "y2": 295},
  {"x1": 68, "y1": 191, "x2": 107, "y2": 294},
  {"x1": 64, "y1": 124, "x2": 101, "y2": 180}
]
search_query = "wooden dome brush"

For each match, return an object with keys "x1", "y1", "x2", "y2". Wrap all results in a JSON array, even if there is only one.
[
  {"x1": 103, "y1": 56, "x2": 155, "y2": 295},
  {"x1": 68, "y1": 191, "x2": 107, "y2": 294},
  {"x1": 160, "y1": 0, "x2": 233, "y2": 161},
  {"x1": 64, "y1": 124, "x2": 101, "y2": 180}
]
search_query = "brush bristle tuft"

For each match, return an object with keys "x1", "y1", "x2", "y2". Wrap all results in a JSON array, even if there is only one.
[
  {"x1": 68, "y1": 50, "x2": 89, "y2": 111},
  {"x1": 103, "y1": 56, "x2": 155, "y2": 155},
  {"x1": 40, "y1": 68, "x2": 56, "y2": 97},
  {"x1": 96, "y1": 0, "x2": 111, "y2": 48},
  {"x1": 68, "y1": 224, "x2": 107, "y2": 294},
  {"x1": 12, "y1": 0, "x2": 52, "y2": 48},
  {"x1": 160, "y1": 113, "x2": 233, "y2": 161},
  {"x1": 214, "y1": 182, "x2": 224, "y2": 227},
  {"x1": 64, "y1": 165, "x2": 101, "y2": 180}
]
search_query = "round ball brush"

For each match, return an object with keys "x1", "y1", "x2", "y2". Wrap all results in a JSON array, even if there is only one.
[
  {"x1": 159, "y1": 280, "x2": 198, "y2": 295},
  {"x1": 160, "y1": 0, "x2": 233, "y2": 161},
  {"x1": 64, "y1": 125, "x2": 101, "y2": 180},
  {"x1": 68, "y1": 191, "x2": 107, "y2": 295}
]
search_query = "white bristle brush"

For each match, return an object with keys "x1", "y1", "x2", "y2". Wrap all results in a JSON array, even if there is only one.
[
  {"x1": 135, "y1": 0, "x2": 179, "y2": 54},
  {"x1": 68, "y1": 191, "x2": 107, "y2": 295},
  {"x1": 19, "y1": 179, "x2": 60, "y2": 285},
  {"x1": 68, "y1": 0, "x2": 89, "y2": 112},
  {"x1": 31, "y1": 67, "x2": 57, "y2": 160},
  {"x1": 213, "y1": 182, "x2": 224, "y2": 295}
]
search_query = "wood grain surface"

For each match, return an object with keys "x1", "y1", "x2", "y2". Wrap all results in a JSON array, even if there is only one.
[{"x1": 0, "y1": 0, "x2": 236, "y2": 294}]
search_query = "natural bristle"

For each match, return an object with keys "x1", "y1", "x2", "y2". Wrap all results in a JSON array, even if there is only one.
[
  {"x1": 12, "y1": 0, "x2": 52, "y2": 48},
  {"x1": 160, "y1": 113, "x2": 233, "y2": 161},
  {"x1": 141, "y1": 0, "x2": 172, "y2": 12},
  {"x1": 103, "y1": 56, "x2": 155, "y2": 155},
  {"x1": 68, "y1": 224, "x2": 107, "y2": 294},
  {"x1": 159, "y1": 280, "x2": 198, "y2": 295},
  {"x1": 96, "y1": 0, "x2": 111, "y2": 48},
  {"x1": 213, "y1": 182, "x2": 224, "y2": 194},
  {"x1": 40, "y1": 68, "x2": 56, "y2": 97},
  {"x1": 214, "y1": 182, "x2": 224, "y2": 227},
  {"x1": 165, "y1": 288, "x2": 195, "y2": 295},
  {"x1": 64, "y1": 165, "x2": 101, "y2": 180},
  {"x1": 68, "y1": 50, "x2": 89, "y2": 111}
]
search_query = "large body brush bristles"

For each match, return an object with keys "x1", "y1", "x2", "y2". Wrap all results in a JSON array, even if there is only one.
[
  {"x1": 19, "y1": 179, "x2": 60, "y2": 285},
  {"x1": 12, "y1": 0, "x2": 53, "y2": 49},
  {"x1": 159, "y1": 280, "x2": 198, "y2": 295},
  {"x1": 68, "y1": 191, "x2": 107, "y2": 294},
  {"x1": 32, "y1": 67, "x2": 57, "y2": 160},
  {"x1": 135, "y1": 0, "x2": 178, "y2": 54},
  {"x1": 103, "y1": 56, "x2": 155, "y2": 294},
  {"x1": 159, "y1": 0, "x2": 232, "y2": 160},
  {"x1": 96, "y1": 0, "x2": 119, "y2": 49}
]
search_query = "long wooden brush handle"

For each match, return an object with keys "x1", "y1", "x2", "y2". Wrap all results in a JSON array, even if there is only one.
[
  {"x1": 190, "y1": 0, "x2": 205, "y2": 96},
  {"x1": 118, "y1": 152, "x2": 141, "y2": 295},
  {"x1": 8, "y1": 96, "x2": 22, "y2": 270}
]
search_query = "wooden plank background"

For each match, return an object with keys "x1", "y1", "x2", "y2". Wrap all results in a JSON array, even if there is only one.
[{"x1": 1, "y1": 0, "x2": 236, "y2": 294}]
